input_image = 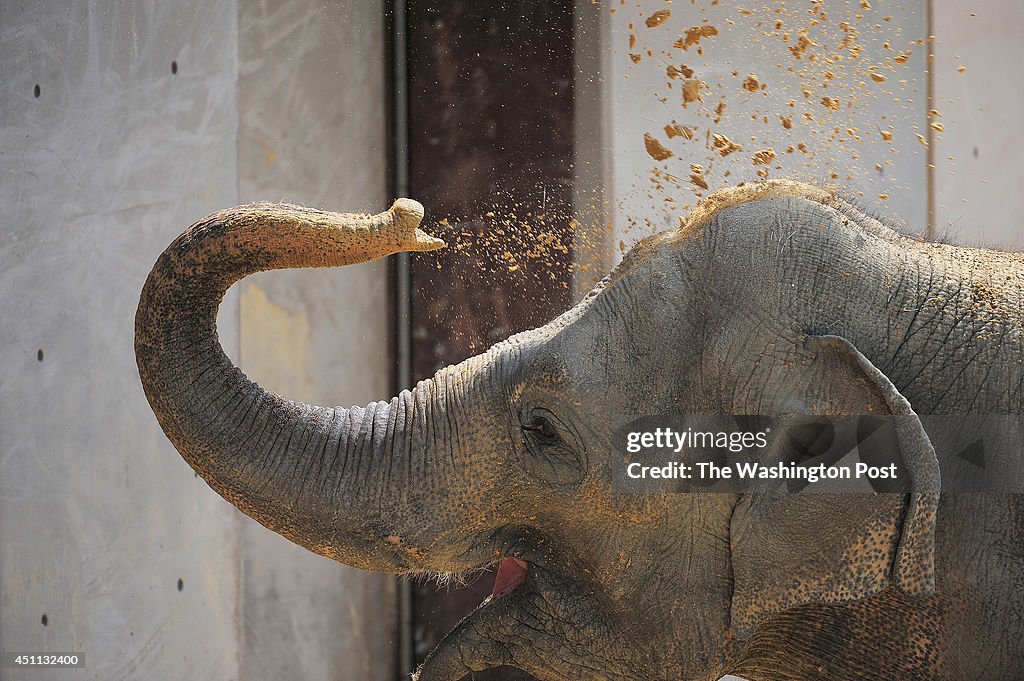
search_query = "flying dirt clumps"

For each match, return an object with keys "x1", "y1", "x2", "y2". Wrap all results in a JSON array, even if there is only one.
[
  {"x1": 712, "y1": 133, "x2": 743, "y2": 157},
  {"x1": 665, "y1": 123, "x2": 694, "y2": 140},
  {"x1": 788, "y1": 31, "x2": 815, "y2": 59},
  {"x1": 644, "y1": 132, "x2": 674, "y2": 161},
  {"x1": 752, "y1": 148, "x2": 777, "y2": 166},
  {"x1": 689, "y1": 163, "x2": 709, "y2": 190},
  {"x1": 623, "y1": 0, "x2": 952, "y2": 217},
  {"x1": 675, "y1": 25, "x2": 719, "y2": 51},
  {"x1": 645, "y1": 9, "x2": 671, "y2": 28},
  {"x1": 666, "y1": 64, "x2": 694, "y2": 80},
  {"x1": 682, "y1": 79, "x2": 706, "y2": 106}
]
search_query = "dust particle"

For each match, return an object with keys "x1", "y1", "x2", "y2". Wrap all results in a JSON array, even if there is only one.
[
  {"x1": 916, "y1": 133, "x2": 929, "y2": 149},
  {"x1": 689, "y1": 164, "x2": 708, "y2": 189},
  {"x1": 789, "y1": 32, "x2": 815, "y2": 59},
  {"x1": 870, "y1": 72, "x2": 887, "y2": 83},
  {"x1": 821, "y1": 96, "x2": 841, "y2": 110},
  {"x1": 676, "y1": 25, "x2": 719, "y2": 51},
  {"x1": 665, "y1": 123, "x2": 695, "y2": 140},
  {"x1": 779, "y1": 115, "x2": 793, "y2": 129},
  {"x1": 646, "y1": 9, "x2": 671, "y2": 28},
  {"x1": 879, "y1": 128, "x2": 894, "y2": 142},
  {"x1": 630, "y1": 53, "x2": 642, "y2": 64},
  {"x1": 752, "y1": 148, "x2": 776, "y2": 165},
  {"x1": 958, "y1": 65, "x2": 967, "y2": 73},
  {"x1": 742, "y1": 74, "x2": 761, "y2": 92},
  {"x1": 667, "y1": 64, "x2": 694, "y2": 79},
  {"x1": 930, "y1": 121, "x2": 944, "y2": 132},
  {"x1": 714, "y1": 101, "x2": 726, "y2": 123},
  {"x1": 712, "y1": 133, "x2": 743, "y2": 157},
  {"x1": 682, "y1": 79, "x2": 706, "y2": 106},
  {"x1": 644, "y1": 132, "x2": 674, "y2": 161}
]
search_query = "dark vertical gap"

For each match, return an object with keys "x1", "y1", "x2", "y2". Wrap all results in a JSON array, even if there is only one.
[
  {"x1": 406, "y1": 1, "x2": 576, "y2": 679},
  {"x1": 384, "y1": 1, "x2": 416, "y2": 678}
]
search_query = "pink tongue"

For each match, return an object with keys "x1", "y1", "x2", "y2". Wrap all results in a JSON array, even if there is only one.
[{"x1": 491, "y1": 558, "x2": 528, "y2": 599}]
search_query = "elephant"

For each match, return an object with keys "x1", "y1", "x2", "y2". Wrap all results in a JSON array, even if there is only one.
[{"x1": 135, "y1": 180, "x2": 1024, "y2": 680}]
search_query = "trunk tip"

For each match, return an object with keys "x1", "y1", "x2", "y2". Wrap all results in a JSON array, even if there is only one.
[
  {"x1": 390, "y1": 198, "x2": 446, "y2": 252},
  {"x1": 390, "y1": 198, "x2": 425, "y2": 227}
]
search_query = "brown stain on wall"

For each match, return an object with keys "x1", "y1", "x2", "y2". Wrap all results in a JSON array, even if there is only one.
[{"x1": 240, "y1": 283, "x2": 315, "y2": 401}]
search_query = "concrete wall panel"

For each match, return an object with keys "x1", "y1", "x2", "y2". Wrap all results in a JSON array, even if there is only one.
[
  {"x1": 0, "y1": 1, "x2": 241, "y2": 679},
  {"x1": 931, "y1": 2, "x2": 1024, "y2": 248},
  {"x1": 236, "y1": 1, "x2": 396, "y2": 680}
]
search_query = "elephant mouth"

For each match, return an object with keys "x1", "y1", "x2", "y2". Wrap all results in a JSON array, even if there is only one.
[
  {"x1": 415, "y1": 556, "x2": 546, "y2": 679},
  {"x1": 415, "y1": 547, "x2": 611, "y2": 681},
  {"x1": 487, "y1": 556, "x2": 529, "y2": 601}
]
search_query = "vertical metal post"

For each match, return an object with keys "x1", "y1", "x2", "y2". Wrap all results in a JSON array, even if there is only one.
[{"x1": 386, "y1": 0, "x2": 415, "y2": 677}]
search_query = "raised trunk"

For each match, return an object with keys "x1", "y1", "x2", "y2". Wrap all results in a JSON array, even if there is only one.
[{"x1": 135, "y1": 200, "x2": 444, "y2": 571}]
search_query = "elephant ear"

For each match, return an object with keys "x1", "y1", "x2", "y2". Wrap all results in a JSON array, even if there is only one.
[{"x1": 728, "y1": 335, "x2": 940, "y2": 639}]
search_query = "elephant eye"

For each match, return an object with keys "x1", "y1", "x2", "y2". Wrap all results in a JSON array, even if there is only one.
[
  {"x1": 524, "y1": 414, "x2": 561, "y2": 444},
  {"x1": 520, "y1": 407, "x2": 587, "y2": 489}
]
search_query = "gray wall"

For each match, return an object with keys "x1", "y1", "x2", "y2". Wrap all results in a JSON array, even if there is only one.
[
  {"x1": 932, "y1": 2, "x2": 1024, "y2": 249},
  {"x1": 236, "y1": 2, "x2": 396, "y2": 680},
  {"x1": 0, "y1": 1, "x2": 394, "y2": 679}
]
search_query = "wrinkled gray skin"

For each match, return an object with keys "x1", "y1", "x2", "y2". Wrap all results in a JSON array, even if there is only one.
[{"x1": 136, "y1": 181, "x2": 1024, "y2": 680}]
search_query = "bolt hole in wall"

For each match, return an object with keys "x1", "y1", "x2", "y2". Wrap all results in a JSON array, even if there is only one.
[
  {"x1": 33, "y1": 83, "x2": 39, "y2": 97},
  {"x1": 171, "y1": 60, "x2": 177, "y2": 75}
]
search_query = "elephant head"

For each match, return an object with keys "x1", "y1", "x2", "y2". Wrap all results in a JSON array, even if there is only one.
[{"x1": 136, "y1": 180, "x2": 940, "y2": 681}]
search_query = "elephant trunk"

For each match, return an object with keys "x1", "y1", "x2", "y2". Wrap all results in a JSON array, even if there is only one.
[{"x1": 134, "y1": 200, "x2": 445, "y2": 571}]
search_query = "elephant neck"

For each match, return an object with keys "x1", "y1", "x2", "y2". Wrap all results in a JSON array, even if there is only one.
[{"x1": 820, "y1": 236, "x2": 1023, "y2": 414}]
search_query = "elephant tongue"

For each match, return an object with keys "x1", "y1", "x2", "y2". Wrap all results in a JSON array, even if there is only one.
[{"x1": 490, "y1": 557, "x2": 528, "y2": 600}]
